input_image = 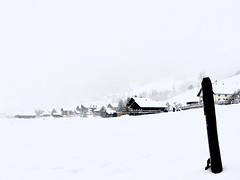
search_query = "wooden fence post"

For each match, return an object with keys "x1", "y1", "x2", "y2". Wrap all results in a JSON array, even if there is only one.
[{"x1": 202, "y1": 77, "x2": 223, "y2": 173}]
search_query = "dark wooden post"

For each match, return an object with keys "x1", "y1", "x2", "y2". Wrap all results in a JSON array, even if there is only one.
[{"x1": 202, "y1": 77, "x2": 223, "y2": 173}]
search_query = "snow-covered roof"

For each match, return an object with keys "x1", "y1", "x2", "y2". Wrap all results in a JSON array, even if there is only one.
[
  {"x1": 106, "y1": 108, "x2": 116, "y2": 114},
  {"x1": 133, "y1": 98, "x2": 167, "y2": 108},
  {"x1": 93, "y1": 107, "x2": 102, "y2": 112},
  {"x1": 15, "y1": 111, "x2": 36, "y2": 116},
  {"x1": 52, "y1": 111, "x2": 62, "y2": 115},
  {"x1": 108, "y1": 103, "x2": 118, "y2": 108},
  {"x1": 42, "y1": 111, "x2": 51, "y2": 115}
]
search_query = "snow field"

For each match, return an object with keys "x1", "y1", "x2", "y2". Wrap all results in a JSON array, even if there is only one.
[{"x1": 0, "y1": 104, "x2": 239, "y2": 180}]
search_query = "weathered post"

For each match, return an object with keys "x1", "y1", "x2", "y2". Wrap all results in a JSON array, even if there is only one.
[{"x1": 202, "y1": 77, "x2": 223, "y2": 173}]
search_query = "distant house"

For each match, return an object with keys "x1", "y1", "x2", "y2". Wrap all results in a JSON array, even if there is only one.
[
  {"x1": 92, "y1": 106, "x2": 117, "y2": 118},
  {"x1": 51, "y1": 109, "x2": 63, "y2": 118},
  {"x1": 197, "y1": 89, "x2": 233, "y2": 105},
  {"x1": 100, "y1": 107, "x2": 117, "y2": 118},
  {"x1": 197, "y1": 80, "x2": 235, "y2": 105},
  {"x1": 81, "y1": 104, "x2": 98, "y2": 114},
  {"x1": 15, "y1": 114, "x2": 36, "y2": 119},
  {"x1": 81, "y1": 105, "x2": 88, "y2": 117},
  {"x1": 107, "y1": 103, "x2": 118, "y2": 111},
  {"x1": 93, "y1": 106, "x2": 103, "y2": 117},
  {"x1": 126, "y1": 97, "x2": 167, "y2": 115},
  {"x1": 42, "y1": 111, "x2": 51, "y2": 117},
  {"x1": 15, "y1": 112, "x2": 36, "y2": 119},
  {"x1": 61, "y1": 108, "x2": 75, "y2": 117},
  {"x1": 75, "y1": 106, "x2": 82, "y2": 116}
]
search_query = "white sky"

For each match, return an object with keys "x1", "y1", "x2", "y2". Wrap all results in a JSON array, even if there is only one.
[{"x1": 1, "y1": 0, "x2": 240, "y2": 113}]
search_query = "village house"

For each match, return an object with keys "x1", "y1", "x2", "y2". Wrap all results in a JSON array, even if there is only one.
[
  {"x1": 102, "y1": 107, "x2": 117, "y2": 117},
  {"x1": 51, "y1": 109, "x2": 63, "y2": 118},
  {"x1": 61, "y1": 108, "x2": 75, "y2": 117},
  {"x1": 126, "y1": 97, "x2": 167, "y2": 115},
  {"x1": 107, "y1": 103, "x2": 118, "y2": 111},
  {"x1": 93, "y1": 106, "x2": 102, "y2": 117},
  {"x1": 197, "y1": 79, "x2": 238, "y2": 105},
  {"x1": 42, "y1": 111, "x2": 52, "y2": 117},
  {"x1": 93, "y1": 106, "x2": 117, "y2": 118},
  {"x1": 15, "y1": 113, "x2": 36, "y2": 119}
]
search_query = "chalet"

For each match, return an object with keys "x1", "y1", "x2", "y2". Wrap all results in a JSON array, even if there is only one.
[
  {"x1": 51, "y1": 109, "x2": 63, "y2": 118},
  {"x1": 92, "y1": 106, "x2": 117, "y2": 118},
  {"x1": 75, "y1": 106, "x2": 82, "y2": 116},
  {"x1": 197, "y1": 89, "x2": 233, "y2": 105},
  {"x1": 61, "y1": 108, "x2": 75, "y2": 117},
  {"x1": 42, "y1": 111, "x2": 51, "y2": 117},
  {"x1": 107, "y1": 103, "x2": 118, "y2": 111},
  {"x1": 197, "y1": 79, "x2": 236, "y2": 105},
  {"x1": 81, "y1": 105, "x2": 88, "y2": 117},
  {"x1": 100, "y1": 107, "x2": 117, "y2": 118},
  {"x1": 127, "y1": 97, "x2": 167, "y2": 115},
  {"x1": 93, "y1": 106, "x2": 102, "y2": 117}
]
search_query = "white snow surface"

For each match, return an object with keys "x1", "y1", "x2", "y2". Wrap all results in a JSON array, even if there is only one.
[
  {"x1": 212, "y1": 74, "x2": 240, "y2": 94},
  {"x1": 166, "y1": 87, "x2": 200, "y2": 106},
  {"x1": 1, "y1": 104, "x2": 240, "y2": 180}
]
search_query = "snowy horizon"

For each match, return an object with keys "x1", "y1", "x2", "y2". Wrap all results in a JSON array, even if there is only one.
[{"x1": 1, "y1": 72, "x2": 240, "y2": 115}]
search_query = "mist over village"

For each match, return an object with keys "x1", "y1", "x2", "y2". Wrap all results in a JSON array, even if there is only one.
[{"x1": 9, "y1": 70, "x2": 240, "y2": 119}]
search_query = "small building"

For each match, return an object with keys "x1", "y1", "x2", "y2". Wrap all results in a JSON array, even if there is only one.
[
  {"x1": 61, "y1": 108, "x2": 75, "y2": 117},
  {"x1": 92, "y1": 106, "x2": 117, "y2": 118},
  {"x1": 107, "y1": 103, "x2": 118, "y2": 111},
  {"x1": 93, "y1": 106, "x2": 103, "y2": 117},
  {"x1": 42, "y1": 111, "x2": 52, "y2": 117},
  {"x1": 15, "y1": 112, "x2": 36, "y2": 119},
  {"x1": 75, "y1": 106, "x2": 82, "y2": 116},
  {"x1": 197, "y1": 79, "x2": 236, "y2": 105},
  {"x1": 15, "y1": 114, "x2": 36, "y2": 119},
  {"x1": 51, "y1": 109, "x2": 63, "y2": 118},
  {"x1": 80, "y1": 105, "x2": 88, "y2": 117},
  {"x1": 100, "y1": 107, "x2": 117, "y2": 118},
  {"x1": 126, "y1": 97, "x2": 167, "y2": 115},
  {"x1": 197, "y1": 91, "x2": 233, "y2": 105}
]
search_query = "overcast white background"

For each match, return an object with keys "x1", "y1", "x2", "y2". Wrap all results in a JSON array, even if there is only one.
[{"x1": 1, "y1": 0, "x2": 240, "y2": 113}]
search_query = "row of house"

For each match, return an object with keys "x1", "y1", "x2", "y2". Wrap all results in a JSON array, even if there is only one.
[
  {"x1": 15, "y1": 76, "x2": 240, "y2": 118},
  {"x1": 14, "y1": 97, "x2": 169, "y2": 119},
  {"x1": 15, "y1": 103, "x2": 119, "y2": 119}
]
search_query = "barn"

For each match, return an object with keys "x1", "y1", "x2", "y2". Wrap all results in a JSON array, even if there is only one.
[{"x1": 126, "y1": 97, "x2": 167, "y2": 115}]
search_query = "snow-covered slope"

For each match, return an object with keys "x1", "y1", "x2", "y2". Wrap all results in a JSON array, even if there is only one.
[
  {"x1": 99, "y1": 77, "x2": 198, "y2": 103},
  {"x1": 1, "y1": 104, "x2": 239, "y2": 180},
  {"x1": 166, "y1": 74, "x2": 240, "y2": 106},
  {"x1": 165, "y1": 87, "x2": 200, "y2": 106},
  {"x1": 212, "y1": 74, "x2": 240, "y2": 94}
]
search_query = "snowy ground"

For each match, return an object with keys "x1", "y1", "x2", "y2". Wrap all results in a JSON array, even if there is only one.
[{"x1": 0, "y1": 104, "x2": 239, "y2": 180}]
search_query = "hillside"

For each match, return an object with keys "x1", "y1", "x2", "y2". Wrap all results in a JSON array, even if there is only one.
[{"x1": 165, "y1": 74, "x2": 240, "y2": 106}]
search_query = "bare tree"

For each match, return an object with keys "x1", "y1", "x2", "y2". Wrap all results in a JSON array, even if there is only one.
[{"x1": 198, "y1": 71, "x2": 206, "y2": 87}]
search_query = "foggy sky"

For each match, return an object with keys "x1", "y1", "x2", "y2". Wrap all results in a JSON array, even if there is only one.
[{"x1": 1, "y1": 0, "x2": 240, "y2": 113}]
